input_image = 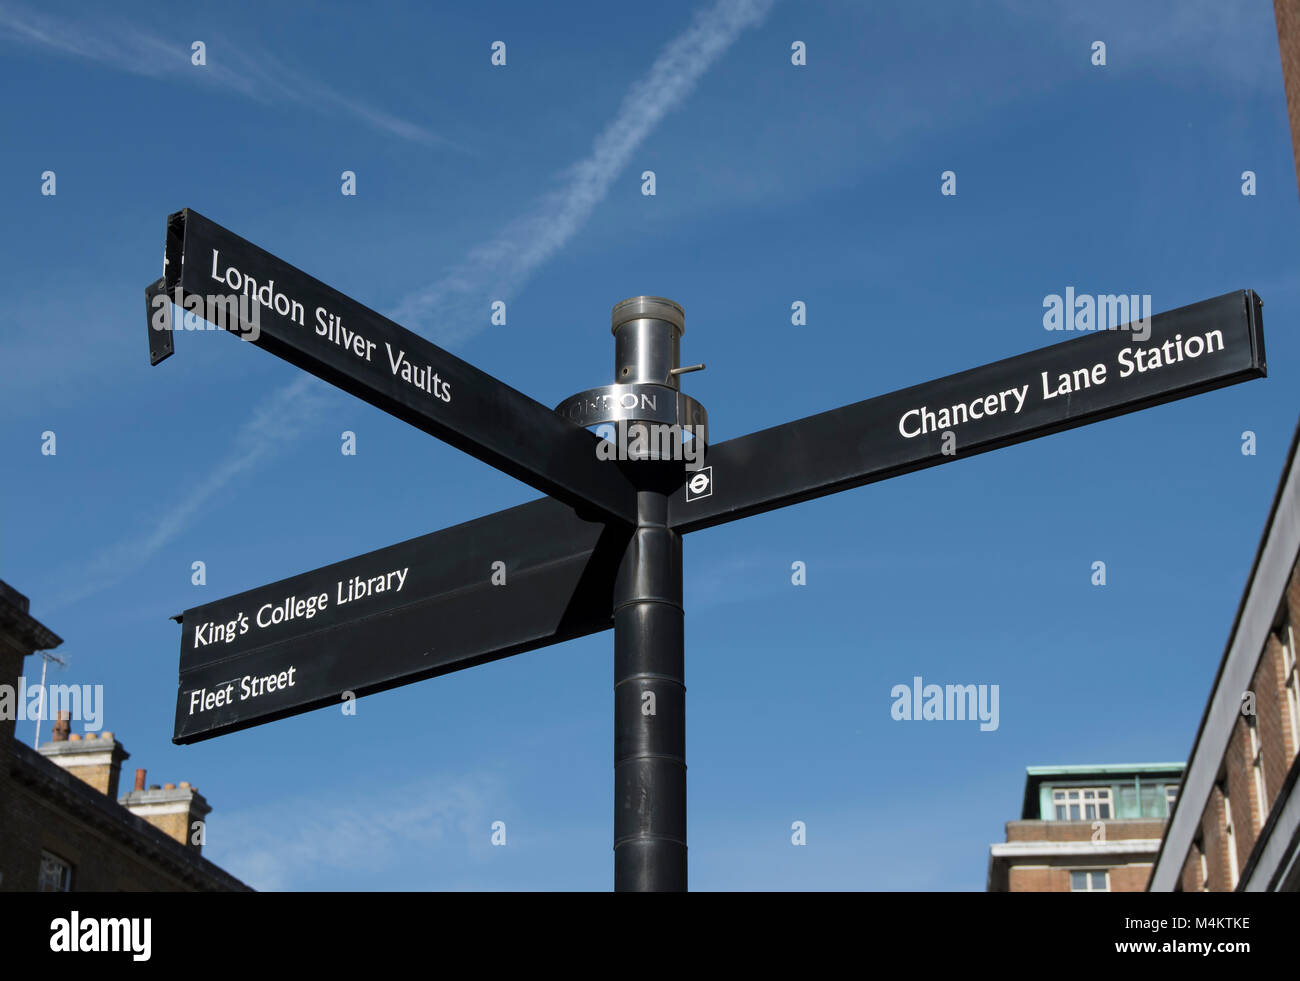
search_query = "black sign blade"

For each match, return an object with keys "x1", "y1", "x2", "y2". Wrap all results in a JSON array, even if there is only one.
[
  {"x1": 153, "y1": 208, "x2": 635, "y2": 526},
  {"x1": 670, "y1": 290, "x2": 1266, "y2": 533},
  {"x1": 173, "y1": 497, "x2": 626, "y2": 744}
]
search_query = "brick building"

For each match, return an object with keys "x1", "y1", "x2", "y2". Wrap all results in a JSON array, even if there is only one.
[
  {"x1": 1148, "y1": 422, "x2": 1300, "y2": 891},
  {"x1": 987, "y1": 763, "x2": 1183, "y2": 891},
  {"x1": 0, "y1": 579, "x2": 249, "y2": 891}
]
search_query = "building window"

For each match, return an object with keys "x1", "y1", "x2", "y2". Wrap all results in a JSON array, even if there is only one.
[
  {"x1": 1070, "y1": 869, "x2": 1109, "y2": 892},
  {"x1": 1165, "y1": 784, "x2": 1179, "y2": 816},
  {"x1": 1221, "y1": 780, "x2": 1240, "y2": 890},
  {"x1": 1194, "y1": 836, "x2": 1209, "y2": 891},
  {"x1": 1247, "y1": 716, "x2": 1268, "y2": 830},
  {"x1": 1053, "y1": 787, "x2": 1113, "y2": 820},
  {"x1": 38, "y1": 851, "x2": 73, "y2": 892},
  {"x1": 1281, "y1": 620, "x2": 1300, "y2": 762}
]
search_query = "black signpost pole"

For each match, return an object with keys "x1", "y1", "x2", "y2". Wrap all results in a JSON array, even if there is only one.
[
  {"x1": 613, "y1": 486, "x2": 685, "y2": 890},
  {"x1": 608, "y1": 299, "x2": 690, "y2": 891}
]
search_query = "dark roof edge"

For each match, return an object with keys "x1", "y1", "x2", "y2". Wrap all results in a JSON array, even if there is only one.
[{"x1": 0, "y1": 603, "x2": 63, "y2": 653}]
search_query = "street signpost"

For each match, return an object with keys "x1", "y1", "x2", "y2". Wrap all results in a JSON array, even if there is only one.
[{"x1": 147, "y1": 208, "x2": 1267, "y2": 891}]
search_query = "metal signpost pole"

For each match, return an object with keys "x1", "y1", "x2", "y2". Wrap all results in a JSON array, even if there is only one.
[{"x1": 609, "y1": 298, "x2": 689, "y2": 892}]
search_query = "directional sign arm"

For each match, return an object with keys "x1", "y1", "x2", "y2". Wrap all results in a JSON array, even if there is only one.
[
  {"x1": 151, "y1": 209, "x2": 635, "y2": 525},
  {"x1": 173, "y1": 497, "x2": 627, "y2": 743},
  {"x1": 670, "y1": 290, "x2": 1266, "y2": 533}
]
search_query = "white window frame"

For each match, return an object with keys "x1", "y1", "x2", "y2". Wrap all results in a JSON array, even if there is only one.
[
  {"x1": 1052, "y1": 786, "x2": 1113, "y2": 821},
  {"x1": 38, "y1": 850, "x2": 72, "y2": 892},
  {"x1": 1247, "y1": 716, "x2": 1268, "y2": 830},
  {"x1": 1069, "y1": 868, "x2": 1110, "y2": 892},
  {"x1": 1282, "y1": 622, "x2": 1300, "y2": 762},
  {"x1": 1165, "y1": 784, "x2": 1179, "y2": 815},
  {"x1": 1222, "y1": 781, "x2": 1240, "y2": 890}
]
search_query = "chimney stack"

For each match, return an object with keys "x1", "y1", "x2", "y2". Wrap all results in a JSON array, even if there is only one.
[
  {"x1": 51, "y1": 710, "x2": 70, "y2": 742},
  {"x1": 38, "y1": 725, "x2": 129, "y2": 798},
  {"x1": 119, "y1": 782, "x2": 212, "y2": 853}
]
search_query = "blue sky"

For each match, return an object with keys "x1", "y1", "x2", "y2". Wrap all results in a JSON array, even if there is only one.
[{"x1": 1, "y1": 0, "x2": 1296, "y2": 890}]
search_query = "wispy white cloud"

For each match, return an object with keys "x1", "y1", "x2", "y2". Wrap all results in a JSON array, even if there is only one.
[
  {"x1": 997, "y1": 0, "x2": 1277, "y2": 91},
  {"x1": 43, "y1": 374, "x2": 330, "y2": 612},
  {"x1": 0, "y1": 3, "x2": 457, "y2": 148},
  {"x1": 210, "y1": 773, "x2": 499, "y2": 890},
  {"x1": 393, "y1": 0, "x2": 777, "y2": 345}
]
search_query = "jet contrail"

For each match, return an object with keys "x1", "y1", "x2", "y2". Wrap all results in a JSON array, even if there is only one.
[
  {"x1": 31, "y1": 1, "x2": 773, "y2": 613},
  {"x1": 394, "y1": 0, "x2": 776, "y2": 344},
  {"x1": 42, "y1": 375, "x2": 330, "y2": 613},
  {"x1": 0, "y1": 2, "x2": 455, "y2": 148}
]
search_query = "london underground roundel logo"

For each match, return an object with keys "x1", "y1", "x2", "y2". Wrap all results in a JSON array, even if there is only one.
[{"x1": 685, "y1": 466, "x2": 713, "y2": 501}]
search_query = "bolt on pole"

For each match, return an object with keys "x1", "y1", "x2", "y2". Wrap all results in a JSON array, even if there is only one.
[{"x1": 610, "y1": 297, "x2": 689, "y2": 891}]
